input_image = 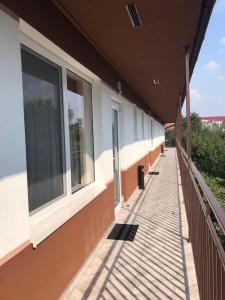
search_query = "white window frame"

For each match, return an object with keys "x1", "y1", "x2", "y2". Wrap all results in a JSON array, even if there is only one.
[
  {"x1": 19, "y1": 20, "x2": 106, "y2": 247},
  {"x1": 111, "y1": 100, "x2": 122, "y2": 214}
]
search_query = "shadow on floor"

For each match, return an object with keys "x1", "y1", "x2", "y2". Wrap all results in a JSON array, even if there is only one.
[{"x1": 68, "y1": 150, "x2": 190, "y2": 300}]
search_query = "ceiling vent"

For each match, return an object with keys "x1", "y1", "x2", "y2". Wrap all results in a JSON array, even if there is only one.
[{"x1": 126, "y1": 3, "x2": 143, "y2": 27}]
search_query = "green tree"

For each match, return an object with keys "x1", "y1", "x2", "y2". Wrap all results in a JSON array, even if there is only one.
[
  {"x1": 182, "y1": 112, "x2": 202, "y2": 132},
  {"x1": 165, "y1": 128, "x2": 176, "y2": 147},
  {"x1": 221, "y1": 120, "x2": 225, "y2": 130}
]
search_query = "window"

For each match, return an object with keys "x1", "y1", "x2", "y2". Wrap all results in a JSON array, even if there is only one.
[
  {"x1": 142, "y1": 111, "x2": 145, "y2": 139},
  {"x1": 133, "y1": 106, "x2": 137, "y2": 140},
  {"x1": 148, "y1": 119, "x2": 151, "y2": 140},
  {"x1": 67, "y1": 71, "x2": 94, "y2": 192},
  {"x1": 151, "y1": 120, "x2": 154, "y2": 146},
  {"x1": 21, "y1": 47, "x2": 65, "y2": 212}
]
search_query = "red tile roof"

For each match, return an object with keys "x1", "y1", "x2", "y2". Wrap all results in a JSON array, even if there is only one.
[
  {"x1": 164, "y1": 123, "x2": 175, "y2": 129},
  {"x1": 200, "y1": 116, "x2": 225, "y2": 122}
]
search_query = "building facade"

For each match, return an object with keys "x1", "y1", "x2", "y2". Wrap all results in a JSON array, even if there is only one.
[
  {"x1": 0, "y1": 9, "x2": 164, "y2": 299},
  {"x1": 200, "y1": 116, "x2": 225, "y2": 129}
]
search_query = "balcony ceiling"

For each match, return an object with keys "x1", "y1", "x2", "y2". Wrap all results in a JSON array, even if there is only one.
[{"x1": 53, "y1": 0, "x2": 214, "y2": 122}]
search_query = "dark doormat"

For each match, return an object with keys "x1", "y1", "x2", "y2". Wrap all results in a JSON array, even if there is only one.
[
  {"x1": 107, "y1": 224, "x2": 139, "y2": 241},
  {"x1": 149, "y1": 171, "x2": 160, "y2": 175}
]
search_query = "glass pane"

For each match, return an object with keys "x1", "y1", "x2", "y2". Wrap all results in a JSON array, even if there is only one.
[
  {"x1": 21, "y1": 48, "x2": 64, "y2": 212},
  {"x1": 112, "y1": 109, "x2": 120, "y2": 207},
  {"x1": 67, "y1": 71, "x2": 94, "y2": 192}
]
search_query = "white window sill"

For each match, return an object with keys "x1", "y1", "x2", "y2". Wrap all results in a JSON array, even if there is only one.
[{"x1": 30, "y1": 182, "x2": 107, "y2": 248}]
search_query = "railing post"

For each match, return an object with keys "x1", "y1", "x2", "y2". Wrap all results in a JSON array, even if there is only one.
[
  {"x1": 185, "y1": 46, "x2": 192, "y2": 161},
  {"x1": 178, "y1": 94, "x2": 182, "y2": 145},
  {"x1": 185, "y1": 46, "x2": 192, "y2": 243},
  {"x1": 176, "y1": 107, "x2": 179, "y2": 145},
  {"x1": 176, "y1": 113, "x2": 178, "y2": 143}
]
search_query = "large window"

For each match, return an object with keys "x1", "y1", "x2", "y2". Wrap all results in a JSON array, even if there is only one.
[
  {"x1": 21, "y1": 47, "x2": 65, "y2": 212},
  {"x1": 67, "y1": 71, "x2": 94, "y2": 192}
]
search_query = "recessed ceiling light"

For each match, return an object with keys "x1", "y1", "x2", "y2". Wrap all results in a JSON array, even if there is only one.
[{"x1": 153, "y1": 79, "x2": 160, "y2": 86}]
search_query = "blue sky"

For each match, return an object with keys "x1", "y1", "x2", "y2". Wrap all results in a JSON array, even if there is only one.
[{"x1": 186, "y1": 0, "x2": 225, "y2": 117}]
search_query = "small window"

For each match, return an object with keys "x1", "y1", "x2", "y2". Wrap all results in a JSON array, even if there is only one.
[
  {"x1": 21, "y1": 47, "x2": 65, "y2": 212},
  {"x1": 148, "y1": 119, "x2": 151, "y2": 140},
  {"x1": 133, "y1": 106, "x2": 137, "y2": 140},
  {"x1": 67, "y1": 70, "x2": 94, "y2": 192},
  {"x1": 151, "y1": 120, "x2": 154, "y2": 146}
]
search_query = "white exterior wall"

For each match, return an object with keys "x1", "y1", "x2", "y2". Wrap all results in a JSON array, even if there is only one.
[
  {"x1": 120, "y1": 100, "x2": 148, "y2": 171},
  {"x1": 151, "y1": 119, "x2": 165, "y2": 150},
  {"x1": 98, "y1": 85, "x2": 166, "y2": 175},
  {"x1": 0, "y1": 11, "x2": 30, "y2": 258},
  {"x1": 0, "y1": 11, "x2": 165, "y2": 259}
]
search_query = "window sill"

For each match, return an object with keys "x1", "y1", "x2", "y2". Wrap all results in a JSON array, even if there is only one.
[{"x1": 30, "y1": 182, "x2": 107, "y2": 248}]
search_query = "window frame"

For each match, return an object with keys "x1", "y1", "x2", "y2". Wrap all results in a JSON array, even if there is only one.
[
  {"x1": 21, "y1": 44, "x2": 67, "y2": 215},
  {"x1": 20, "y1": 20, "x2": 105, "y2": 247},
  {"x1": 66, "y1": 69, "x2": 95, "y2": 194}
]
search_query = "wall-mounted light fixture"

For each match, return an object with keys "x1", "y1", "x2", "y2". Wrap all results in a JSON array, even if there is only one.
[{"x1": 117, "y1": 80, "x2": 122, "y2": 95}]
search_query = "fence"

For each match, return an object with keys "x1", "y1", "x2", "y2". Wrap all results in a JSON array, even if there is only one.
[{"x1": 177, "y1": 142, "x2": 225, "y2": 300}]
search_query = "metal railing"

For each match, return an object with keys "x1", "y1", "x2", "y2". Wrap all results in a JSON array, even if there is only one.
[{"x1": 177, "y1": 142, "x2": 225, "y2": 300}]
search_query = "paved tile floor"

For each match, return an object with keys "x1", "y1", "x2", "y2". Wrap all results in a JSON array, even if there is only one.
[{"x1": 61, "y1": 148, "x2": 199, "y2": 300}]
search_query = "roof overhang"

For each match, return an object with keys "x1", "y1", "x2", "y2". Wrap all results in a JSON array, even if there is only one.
[
  {"x1": 52, "y1": 0, "x2": 215, "y2": 122},
  {"x1": 1, "y1": 0, "x2": 215, "y2": 123}
]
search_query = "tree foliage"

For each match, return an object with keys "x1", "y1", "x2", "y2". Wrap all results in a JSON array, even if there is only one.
[
  {"x1": 192, "y1": 130, "x2": 225, "y2": 179},
  {"x1": 165, "y1": 127, "x2": 176, "y2": 147},
  {"x1": 166, "y1": 112, "x2": 225, "y2": 210},
  {"x1": 221, "y1": 120, "x2": 225, "y2": 130},
  {"x1": 181, "y1": 113, "x2": 225, "y2": 180}
]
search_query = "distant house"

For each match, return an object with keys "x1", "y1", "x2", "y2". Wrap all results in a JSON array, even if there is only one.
[
  {"x1": 164, "y1": 123, "x2": 175, "y2": 130},
  {"x1": 200, "y1": 116, "x2": 225, "y2": 128}
]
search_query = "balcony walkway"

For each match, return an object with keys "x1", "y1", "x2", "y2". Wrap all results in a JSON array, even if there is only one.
[{"x1": 61, "y1": 148, "x2": 198, "y2": 300}]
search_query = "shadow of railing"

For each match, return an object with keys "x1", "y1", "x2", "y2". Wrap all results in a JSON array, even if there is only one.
[{"x1": 80, "y1": 149, "x2": 190, "y2": 299}]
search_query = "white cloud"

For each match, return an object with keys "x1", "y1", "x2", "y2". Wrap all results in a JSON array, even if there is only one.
[
  {"x1": 218, "y1": 75, "x2": 225, "y2": 81},
  {"x1": 220, "y1": 37, "x2": 225, "y2": 45},
  {"x1": 190, "y1": 89, "x2": 201, "y2": 101},
  {"x1": 205, "y1": 60, "x2": 220, "y2": 71}
]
